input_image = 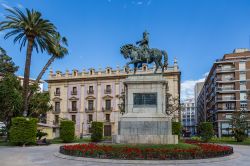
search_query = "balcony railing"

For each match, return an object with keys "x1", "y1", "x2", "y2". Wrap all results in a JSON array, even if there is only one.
[
  {"x1": 71, "y1": 91, "x2": 77, "y2": 95},
  {"x1": 216, "y1": 67, "x2": 235, "y2": 72},
  {"x1": 87, "y1": 90, "x2": 94, "y2": 94},
  {"x1": 217, "y1": 87, "x2": 234, "y2": 91},
  {"x1": 217, "y1": 107, "x2": 235, "y2": 111},
  {"x1": 54, "y1": 92, "x2": 60, "y2": 96},
  {"x1": 102, "y1": 107, "x2": 113, "y2": 112},
  {"x1": 216, "y1": 77, "x2": 235, "y2": 82},
  {"x1": 104, "y1": 89, "x2": 112, "y2": 94},
  {"x1": 68, "y1": 108, "x2": 78, "y2": 112},
  {"x1": 217, "y1": 96, "x2": 236, "y2": 101},
  {"x1": 85, "y1": 107, "x2": 95, "y2": 112}
]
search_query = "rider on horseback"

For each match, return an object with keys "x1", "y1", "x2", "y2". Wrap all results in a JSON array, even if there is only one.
[{"x1": 136, "y1": 31, "x2": 150, "y2": 62}]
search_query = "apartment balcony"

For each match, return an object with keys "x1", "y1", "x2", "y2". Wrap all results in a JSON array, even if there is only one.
[
  {"x1": 217, "y1": 107, "x2": 236, "y2": 112},
  {"x1": 71, "y1": 91, "x2": 77, "y2": 95},
  {"x1": 54, "y1": 92, "x2": 60, "y2": 96},
  {"x1": 216, "y1": 77, "x2": 235, "y2": 82},
  {"x1": 216, "y1": 67, "x2": 235, "y2": 73},
  {"x1": 85, "y1": 107, "x2": 95, "y2": 113},
  {"x1": 87, "y1": 90, "x2": 94, "y2": 95},
  {"x1": 68, "y1": 108, "x2": 78, "y2": 113},
  {"x1": 216, "y1": 96, "x2": 236, "y2": 102},
  {"x1": 216, "y1": 87, "x2": 235, "y2": 93},
  {"x1": 104, "y1": 89, "x2": 112, "y2": 94},
  {"x1": 53, "y1": 109, "x2": 60, "y2": 114},
  {"x1": 102, "y1": 107, "x2": 113, "y2": 112}
]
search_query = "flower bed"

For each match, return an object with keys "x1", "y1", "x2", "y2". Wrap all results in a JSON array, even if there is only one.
[{"x1": 59, "y1": 142, "x2": 233, "y2": 160}]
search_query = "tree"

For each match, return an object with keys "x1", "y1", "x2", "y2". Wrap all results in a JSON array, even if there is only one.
[
  {"x1": 36, "y1": 32, "x2": 68, "y2": 83},
  {"x1": 28, "y1": 86, "x2": 52, "y2": 121},
  {"x1": 0, "y1": 7, "x2": 57, "y2": 116},
  {"x1": 230, "y1": 110, "x2": 249, "y2": 142},
  {"x1": 0, "y1": 47, "x2": 18, "y2": 75},
  {"x1": 199, "y1": 122, "x2": 214, "y2": 142},
  {"x1": 0, "y1": 74, "x2": 23, "y2": 130},
  {"x1": 165, "y1": 92, "x2": 181, "y2": 121},
  {"x1": 26, "y1": 32, "x2": 68, "y2": 104}
]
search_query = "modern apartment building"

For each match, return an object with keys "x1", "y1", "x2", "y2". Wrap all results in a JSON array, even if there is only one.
[
  {"x1": 46, "y1": 61, "x2": 180, "y2": 138},
  {"x1": 181, "y1": 98, "x2": 196, "y2": 136},
  {"x1": 197, "y1": 48, "x2": 250, "y2": 137}
]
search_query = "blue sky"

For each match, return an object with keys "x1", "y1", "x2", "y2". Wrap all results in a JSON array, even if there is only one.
[{"x1": 1, "y1": 0, "x2": 250, "y2": 99}]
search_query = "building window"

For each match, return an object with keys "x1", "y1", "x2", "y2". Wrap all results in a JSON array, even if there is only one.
[
  {"x1": 88, "y1": 86, "x2": 94, "y2": 94},
  {"x1": 225, "y1": 103, "x2": 234, "y2": 109},
  {"x1": 105, "y1": 99, "x2": 111, "y2": 110},
  {"x1": 72, "y1": 101, "x2": 77, "y2": 111},
  {"x1": 239, "y1": 61, "x2": 246, "y2": 71},
  {"x1": 105, "y1": 114, "x2": 110, "y2": 122},
  {"x1": 72, "y1": 87, "x2": 77, "y2": 95},
  {"x1": 240, "y1": 92, "x2": 247, "y2": 100},
  {"x1": 54, "y1": 115, "x2": 59, "y2": 125},
  {"x1": 88, "y1": 114, "x2": 93, "y2": 123},
  {"x1": 240, "y1": 82, "x2": 246, "y2": 90},
  {"x1": 88, "y1": 100, "x2": 94, "y2": 110},
  {"x1": 240, "y1": 102, "x2": 247, "y2": 110},
  {"x1": 55, "y1": 88, "x2": 60, "y2": 95},
  {"x1": 71, "y1": 115, "x2": 76, "y2": 123},
  {"x1": 225, "y1": 114, "x2": 232, "y2": 119},
  {"x1": 240, "y1": 72, "x2": 246, "y2": 80},
  {"x1": 55, "y1": 102, "x2": 60, "y2": 112},
  {"x1": 105, "y1": 85, "x2": 111, "y2": 93}
]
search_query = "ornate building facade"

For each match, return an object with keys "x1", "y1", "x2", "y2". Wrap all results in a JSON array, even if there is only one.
[{"x1": 46, "y1": 60, "x2": 180, "y2": 138}]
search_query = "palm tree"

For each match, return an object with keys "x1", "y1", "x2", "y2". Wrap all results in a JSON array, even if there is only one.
[
  {"x1": 36, "y1": 32, "x2": 68, "y2": 82},
  {"x1": 26, "y1": 33, "x2": 68, "y2": 105},
  {"x1": 0, "y1": 8, "x2": 57, "y2": 116}
]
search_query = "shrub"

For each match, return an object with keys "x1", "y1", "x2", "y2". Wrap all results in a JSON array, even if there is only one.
[
  {"x1": 199, "y1": 122, "x2": 214, "y2": 142},
  {"x1": 172, "y1": 122, "x2": 181, "y2": 137},
  {"x1": 60, "y1": 143, "x2": 233, "y2": 160},
  {"x1": 91, "y1": 122, "x2": 103, "y2": 142},
  {"x1": 9, "y1": 117, "x2": 38, "y2": 145},
  {"x1": 60, "y1": 120, "x2": 75, "y2": 143}
]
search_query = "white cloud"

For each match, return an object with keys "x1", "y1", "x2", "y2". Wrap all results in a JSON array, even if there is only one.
[
  {"x1": 1, "y1": 3, "x2": 12, "y2": 9},
  {"x1": 181, "y1": 74, "x2": 207, "y2": 101}
]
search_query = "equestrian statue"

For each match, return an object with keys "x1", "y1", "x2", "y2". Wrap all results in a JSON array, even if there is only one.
[{"x1": 120, "y1": 31, "x2": 168, "y2": 74}]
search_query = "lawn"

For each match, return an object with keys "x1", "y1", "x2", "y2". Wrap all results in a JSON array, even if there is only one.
[
  {"x1": 210, "y1": 137, "x2": 250, "y2": 145},
  {"x1": 49, "y1": 137, "x2": 91, "y2": 144}
]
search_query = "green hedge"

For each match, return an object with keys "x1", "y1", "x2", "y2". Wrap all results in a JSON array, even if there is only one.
[
  {"x1": 60, "y1": 120, "x2": 75, "y2": 143},
  {"x1": 172, "y1": 122, "x2": 181, "y2": 137},
  {"x1": 91, "y1": 122, "x2": 103, "y2": 142},
  {"x1": 9, "y1": 117, "x2": 38, "y2": 145},
  {"x1": 199, "y1": 122, "x2": 214, "y2": 142}
]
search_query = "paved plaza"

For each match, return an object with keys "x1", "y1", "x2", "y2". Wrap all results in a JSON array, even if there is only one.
[{"x1": 0, "y1": 144, "x2": 249, "y2": 166}]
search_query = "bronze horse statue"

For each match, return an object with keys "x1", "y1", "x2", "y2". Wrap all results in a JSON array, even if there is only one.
[{"x1": 120, "y1": 44, "x2": 168, "y2": 74}]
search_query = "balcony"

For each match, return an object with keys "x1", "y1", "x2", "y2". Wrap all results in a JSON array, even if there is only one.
[
  {"x1": 68, "y1": 108, "x2": 78, "y2": 112},
  {"x1": 102, "y1": 107, "x2": 113, "y2": 112},
  {"x1": 104, "y1": 89, "x2": 112, "y2": 94},
  {"x1": 216, "y1": 67, "x2": 235, "y2": 73},
  {"x1": 216, "y1": 77, "x2": 235, "y2": 82},
  {"x1": 216, "y1": 87, "x2": 235, "y2": 93},
  {"x1": 87, "y1": 90, "x2": 94, "y2": 94},
  {"x1": 54, "y1": 92, "x2": 60, "y2": 96},
  {"x1": 217, "y1": 107, "x2": 236, "y2": 112},
  {"x1": 53, "y1": 109, "x2": 60, "y2": 114},
  {"x1": 216, "y1": 96, "x2": 236, "y2": 101},
  {"x1": 71, "y1": 91, "x2": 77, "y2": 95},
  {"x1": 85, "y1": 107, "x2": 95, "y2": 113}
]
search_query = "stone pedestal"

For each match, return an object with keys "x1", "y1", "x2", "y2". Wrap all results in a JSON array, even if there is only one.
[{"x1": 113, "y1": 74, "x2": 178, "y2": 144}]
